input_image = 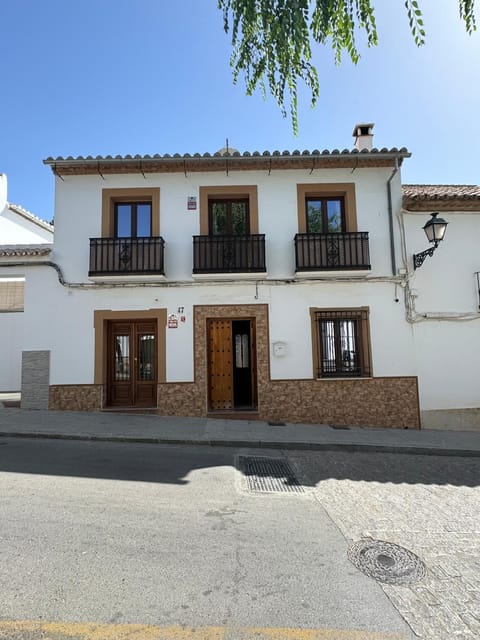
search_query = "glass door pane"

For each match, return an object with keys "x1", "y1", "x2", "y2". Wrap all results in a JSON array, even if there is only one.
[
  {"x1": 136, "y1": 203, "x2": 152, "y2": 237},
  {"x1": 211, "y1": 202, "x2": 227, "y2": 235},
  {"x1": 306, "y1": 199, "x2": 323, "y2": 233},
  {"x1": 114, "y1": 335, "x2": 131, "y2": 380},
  {"x1": 115, "y1": 204, "x2": 133, "y2": 237},
  {"x1": 326, "y1": 199, "x2": 343, "y2": 232},
  {"x1": 137, "y1": 333, "x2": 155, "y2": 380},
  {"x1": 231, "y1": 201, "x2": 248, "y2": 235}
]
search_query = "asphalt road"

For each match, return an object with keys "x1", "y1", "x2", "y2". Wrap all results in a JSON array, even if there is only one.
[{"x1": 0, "y1": 438, "x2": 412, "y2": 639}]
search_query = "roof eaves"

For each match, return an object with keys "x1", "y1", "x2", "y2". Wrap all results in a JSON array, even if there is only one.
[
  {"x1": 8, "y1": 203, "x2": 54, "y2": 232},
  {"x1": 43, "y1": 147, "x2": 411, "y2": 170},
  {"x1": 0, "y1": 244, "x2": 52, "y2": 257},
  {"x1": 44, "y1": 147, "x2": 411, "y2": 163}
]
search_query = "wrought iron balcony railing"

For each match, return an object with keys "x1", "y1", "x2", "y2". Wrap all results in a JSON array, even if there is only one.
[
  {"x1": 193, "y1": 234, "x2": 266, "y2": 274},
  {"x1": 295, "y1": 232, "x2": 371, "y2": 271},
  {"x1": 89, "y1": 237, "x2": 165, "y2": 276}
]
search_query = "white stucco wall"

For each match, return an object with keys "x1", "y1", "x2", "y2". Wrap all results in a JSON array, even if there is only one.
[
  {"x1": 51, "y1": 167, "x2": 401, "y2": 283},
  {"x1": 22, "y1": 266, "x2": 416, "y2": 386},
  {"x1": 0, "y1": 311, "x2": 24, "y2": 391},
  {"x1": 402, "y1": 209, "x2": 480, "y2": 415},
  {"x1": 0, "y1": 206, "x2": 53, "y2": 245}
]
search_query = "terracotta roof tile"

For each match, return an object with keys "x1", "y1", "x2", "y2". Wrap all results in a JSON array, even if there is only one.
[
  {"x1": 0, "y1": 244, "x2": 52, "y2": 257},
  {"x1": 43, "y1": 147, "x2": 411, "y2": 176},
  {"x1": 44, "y1": 147, "x2": 410, "y2": 164},
  {"x1": 402, "y1": 184, "x2": 480, "y2": 211},
  {"x1": 402, "y1": 184, "x2": 480, "y2": 200}
]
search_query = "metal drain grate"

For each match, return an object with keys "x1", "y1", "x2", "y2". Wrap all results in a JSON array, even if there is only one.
[
  {"x1": 237, "y1": 456, "x2": 304, "y2": 493},
  {"x1": 348, "y1": 539, "x2": 427, "y2": 585}
]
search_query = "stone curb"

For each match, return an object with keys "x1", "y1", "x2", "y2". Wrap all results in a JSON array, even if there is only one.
[{"x1": 0, "y1": 430, "x2": 479, "y2": 457}]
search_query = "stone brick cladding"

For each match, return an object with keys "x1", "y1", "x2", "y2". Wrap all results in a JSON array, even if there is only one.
[
  {"x1": 21, "y1": 350, "x2": 50, "y2": 410},
  {"x1": 49, "y1": 385, "x2": 102, "y2": 411},
  {"x1": 262, "y1": 377, "x2": 420, "y2": 428},
  {"x1": 155, "y1": 304, "x2": 420, "y2": 429},
  {"x1": 157, "y1": 382, "x2": 204, "y2": 417}
]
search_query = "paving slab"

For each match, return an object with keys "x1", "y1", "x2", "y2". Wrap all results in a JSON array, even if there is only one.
[{"x1": 0, "y1": 408, "x2": 479, "y2": 456}]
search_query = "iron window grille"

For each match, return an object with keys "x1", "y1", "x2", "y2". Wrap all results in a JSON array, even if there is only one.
[{"x1": 313, "y1": 309, "x2": 371, "y2": 378}]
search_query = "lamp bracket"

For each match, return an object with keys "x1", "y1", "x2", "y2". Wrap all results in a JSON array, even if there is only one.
[{"x1": 413, "y1": 244, "x2": 438, "y2": 270}]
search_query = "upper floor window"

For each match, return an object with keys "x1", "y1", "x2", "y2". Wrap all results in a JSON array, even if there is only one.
[
  {"x1": 306, "y1": 196, "x2": 345, "y2": 233},
  {"x1": 209, "y1": 198, "x2": 250, "y2": 236},
  {"x1": 115, "y1": 202, "x2": 152, "y2": 238},
  {"x1": 297, "y1": 184, "x2": 357, "y2": 234},
  {"x1": 199, "y1": 186, "x2": 258, "y2": 236},
  {"x1": 101, "y1": 188, "x2": 160, "y2": 238}
]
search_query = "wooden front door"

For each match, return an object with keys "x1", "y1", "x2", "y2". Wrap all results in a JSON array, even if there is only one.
[
  {"x1": 107, "y1": 320, "x2": 157, "y2": 407},
  {"x1": 207, "y1": 318, "x2": 256, "y2": 411}
]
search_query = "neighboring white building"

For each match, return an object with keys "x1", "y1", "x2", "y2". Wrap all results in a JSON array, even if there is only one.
[
  {"x1": 402, "y1": 185, "x2": 480, "y2": 431},
  {"x1": 2, "y1": 128, "x2": 478, "y2": 430},
  {"x1": 0, "y1": 173, "x2": 53, "y2": 391}
]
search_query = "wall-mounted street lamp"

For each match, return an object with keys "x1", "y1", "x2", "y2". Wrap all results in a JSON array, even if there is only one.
[{"x1": 413, "y1": 212, "x2": 449, "y2": 270}]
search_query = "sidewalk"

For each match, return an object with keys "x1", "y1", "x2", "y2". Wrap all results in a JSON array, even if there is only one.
[{"x1": 0, "y1": 407, "x2": 479, "y2": 456}]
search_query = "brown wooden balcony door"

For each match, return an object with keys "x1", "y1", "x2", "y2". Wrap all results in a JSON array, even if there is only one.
[
  {"x1": 107, "y1": 320, "x2": 157, "y2": 407},
  {"x1": 207, "y1": 319, "x2": 256, "y2": 411}
]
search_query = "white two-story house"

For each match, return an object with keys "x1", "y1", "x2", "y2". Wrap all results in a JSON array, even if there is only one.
[
  {"x1": 0, "y1": 173, "x2": 53, "y2": 392},
  {"x1": 12, "y1": 124, "x2": 426, "y2": 428}
]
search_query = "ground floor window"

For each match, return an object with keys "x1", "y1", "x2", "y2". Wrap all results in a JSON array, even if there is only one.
[
  {"x1": 0, "y1": 278, "x2": 24, "y2": 312},
  {"x1": 311, "y1": 308, "x2": 372, "y2": 378}
]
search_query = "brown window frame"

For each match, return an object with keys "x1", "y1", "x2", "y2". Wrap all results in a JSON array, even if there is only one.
[
  {"x1": 101, "y1": 188, "x2": 160, "y2": 238},
  {"x1": 199, "y1": 186, "x2": 258, "y2": 236},
  {"x1": 297, "y1": 183, "x2": 357, "y2": 233},
  {"x1": 310, "y1": 307, "x2": 372, "y2": 378}
]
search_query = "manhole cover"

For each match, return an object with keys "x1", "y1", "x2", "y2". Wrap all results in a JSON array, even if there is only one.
[
  {"x1": 348, "y1": 539, "x2": 426, "y2": 585},
  {"x1": 237, "y1": 456, "x2": 304, "y2": 493}
]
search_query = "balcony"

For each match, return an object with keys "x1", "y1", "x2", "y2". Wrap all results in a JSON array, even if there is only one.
[
  {"x1": 294, "y1": 232, "x2": 371, "y2": 272},
  {"x1": 193, "y1": 234, "x2": 266, "y2": 275},
  {"x1": 89, "y1": 237, "x2": 165, "y2": 277}
]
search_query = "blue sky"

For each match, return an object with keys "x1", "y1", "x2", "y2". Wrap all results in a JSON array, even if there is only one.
[{"x1": 1, "y1": 0, "x2": 479, "y2": 222}]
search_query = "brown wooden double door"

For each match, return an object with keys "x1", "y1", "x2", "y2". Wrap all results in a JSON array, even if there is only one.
[
  {"x1": 208, "y1": 318, "x2": 257, "y2": 411},
  {"x1": 107, "y1": 320, "x2": 157, "y2": 407}
]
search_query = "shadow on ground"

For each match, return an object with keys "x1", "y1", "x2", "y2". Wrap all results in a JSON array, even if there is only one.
[{"x1": 0, "y1": 437, "x2": 479, "y2": 488}]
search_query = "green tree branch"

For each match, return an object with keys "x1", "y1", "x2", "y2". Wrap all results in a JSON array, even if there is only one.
[{"x1": 218, "y1": 0, "x2": 476, "y2": 134}]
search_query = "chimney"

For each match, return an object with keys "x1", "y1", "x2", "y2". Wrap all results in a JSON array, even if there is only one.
[
  {"x1": 352, "y1": 123, "x2": 374, "y2": 151},
  {"x1": 0, "y1": 174, "x2": 7, "y2": 213}
]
